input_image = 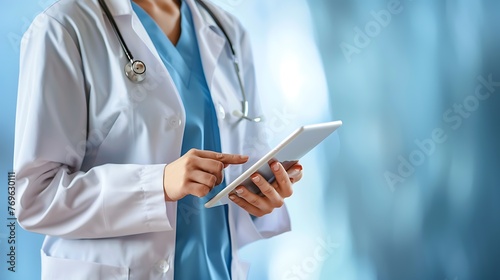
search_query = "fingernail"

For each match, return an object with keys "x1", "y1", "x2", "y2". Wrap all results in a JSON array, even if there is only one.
[
  {"x1": 288, "y1": 168, "x2": 301, "y2": 178},
  {"x1": 251, "y1": 175, "x2": 260, "y2": 183},
  {"x1": 272, "y1": 162, "x2": 280, "y2": 171},
  {"x1": 229, "y1": 195, "x2": 236, "y2": 200},
  {"x1": 240, "y1": 155, "x2": 249, "y2": 159},
  {"x1": 235, "y1": 187, "x2": 244, "y2": 194}
]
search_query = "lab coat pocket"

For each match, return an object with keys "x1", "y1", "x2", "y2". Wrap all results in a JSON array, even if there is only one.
[{"x1": 41, "y1": 251, "x2": 129, "y2": 280}]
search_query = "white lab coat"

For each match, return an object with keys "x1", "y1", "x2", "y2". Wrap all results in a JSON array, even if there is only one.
[{"x1": 14, "y1": 0, "x2": 291, "y2": 279}]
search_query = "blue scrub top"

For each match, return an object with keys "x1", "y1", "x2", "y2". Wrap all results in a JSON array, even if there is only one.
[{"x1": 132, "y1": 2, "x2": 232, "y2": 279}]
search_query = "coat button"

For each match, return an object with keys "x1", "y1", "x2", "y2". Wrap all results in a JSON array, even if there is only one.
[
  {"x1": 167, "y1": 117, "x2": 182, "y2": 128},
  {"x1": 155, "y1": 259, "x2": 170, "y2": 274},
  {"x1": 217, "y1": 103, "x2": 226, "y2": 119}
]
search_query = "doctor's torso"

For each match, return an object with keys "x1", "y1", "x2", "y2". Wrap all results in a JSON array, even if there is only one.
[{"x1": 15, "y1": 0, "x2": 277, "y2": 279}]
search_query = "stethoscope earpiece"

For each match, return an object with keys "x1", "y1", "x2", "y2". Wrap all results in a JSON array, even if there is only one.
[{"x1": 125, "y1": 60, "x2": 146, "y2": 83}]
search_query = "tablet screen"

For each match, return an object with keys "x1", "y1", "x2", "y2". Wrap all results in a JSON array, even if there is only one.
[{"x1": 204, "y1": 120, "x2": 342, "y2": 208}]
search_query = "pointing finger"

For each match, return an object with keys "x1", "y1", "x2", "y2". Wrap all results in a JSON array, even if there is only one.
[
  {"x1": 217, "y1": 153, "x2": 249, "y2": 165},
  {"x1": 194, "y1": 149, "x2": 249, "y2": 165}
]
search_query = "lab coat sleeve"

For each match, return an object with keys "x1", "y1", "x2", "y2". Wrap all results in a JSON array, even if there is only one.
[
  {"x1": 14, "y1": 14, "x2": 173, "y2": 239},
  {"x1": 231, "y1": 23, "x2": 291, "y2": 249}
]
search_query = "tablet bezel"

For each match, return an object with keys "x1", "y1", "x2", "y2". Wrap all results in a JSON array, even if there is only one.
[{"x1": 204, "y1": 120, "x2": 342, "y2": 208}]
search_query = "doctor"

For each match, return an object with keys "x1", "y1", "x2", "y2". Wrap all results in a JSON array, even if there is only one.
[{"x1": 14, "y1": 0, "x2": 303, "y2": 279}]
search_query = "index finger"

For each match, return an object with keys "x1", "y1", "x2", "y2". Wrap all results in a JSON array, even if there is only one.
[{"x1": 195, "y1": 150, "x2": 249, "y2": 165}]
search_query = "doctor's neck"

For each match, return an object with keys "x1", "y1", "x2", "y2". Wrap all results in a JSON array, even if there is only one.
[{"x1": 132, "y1": 0, "x2": 182, "y2": 45}]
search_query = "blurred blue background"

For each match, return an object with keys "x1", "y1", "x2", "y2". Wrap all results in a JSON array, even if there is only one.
[{"x1": 1, "y1": 0, "x2": 500, "y2": 279}]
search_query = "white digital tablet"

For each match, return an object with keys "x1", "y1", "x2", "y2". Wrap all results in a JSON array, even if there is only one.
[{"x1": 204, "y1": 120, "x2": 342, "y2": 208}]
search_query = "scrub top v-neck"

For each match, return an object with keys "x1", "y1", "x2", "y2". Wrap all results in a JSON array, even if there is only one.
[{"x1": 132, "y1": 2, "x2": 232, "y2": 279}]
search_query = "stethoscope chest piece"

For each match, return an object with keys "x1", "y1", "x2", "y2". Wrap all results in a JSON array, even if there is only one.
[
  {"x1": 125, "y1": 60, "x2": 146, "y2": 83},
  {"x1": 99, "y1": 0, "x2": 263, "y2": 121}
]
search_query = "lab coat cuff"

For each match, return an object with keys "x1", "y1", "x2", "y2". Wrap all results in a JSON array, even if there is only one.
[
  {"x1": 251, "y1": 204, "x2": 291, "y2": 239},
  {"x1": 231, "y1": 203, "x2": 291, "y2": 249},
  {"x1": 139, "y1": 165, "x2": 173, "y2": 231}
]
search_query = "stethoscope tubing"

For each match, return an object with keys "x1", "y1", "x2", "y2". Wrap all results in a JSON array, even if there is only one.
[
  {"x1": 97, "y1": 0, "x2": 262, "y2": 122},
  {"x1": 97, "y1": 0, "x2": 135, "y2": 64}
]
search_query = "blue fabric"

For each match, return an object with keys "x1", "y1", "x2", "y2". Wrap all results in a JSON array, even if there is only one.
[{"x1": 132, "y1": 2, "x2": 232, "y2": 279}]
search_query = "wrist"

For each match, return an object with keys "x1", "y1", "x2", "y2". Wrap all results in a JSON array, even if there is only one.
[{"x1": 163, "y1": 164, "x2": 174, "y2": 201}]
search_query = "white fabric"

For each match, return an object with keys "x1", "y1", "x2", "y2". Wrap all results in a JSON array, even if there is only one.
[{"x1": 14, "y1": 0, "x2": 291, "y2": 279}]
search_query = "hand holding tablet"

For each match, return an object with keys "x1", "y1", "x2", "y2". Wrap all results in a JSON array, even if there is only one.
[{"x1": 205, "y1": 120, "x2": 342, "y2": 208}]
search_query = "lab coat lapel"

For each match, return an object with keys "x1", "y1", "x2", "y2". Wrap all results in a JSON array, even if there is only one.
[
  {"x1": 107, "y1": 0, "x2": 226, "y2": 92},
  {"x1": 104, "y1": 0, "x2": 131, "y2": 16},
  {"x1": 129, "y1": 15, "x2": 165, "y2": 70},
  {"x1": 105, "y1": 0, "x2": 171, "y2": 79},
  {"x1": 104, "y1": 0, "x2": 186, "y2": 123},
  {"x1": 185, "y1": 0, "x2": 226, "y2": 91}
]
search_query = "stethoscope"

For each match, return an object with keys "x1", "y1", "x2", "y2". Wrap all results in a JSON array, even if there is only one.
[{"x1": 97, "y1": 0, "x2": 262, "y2": 122}]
